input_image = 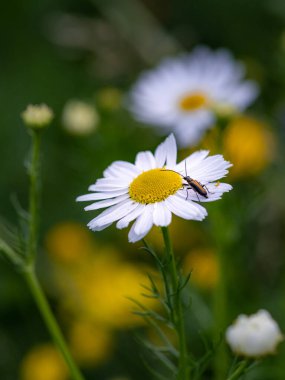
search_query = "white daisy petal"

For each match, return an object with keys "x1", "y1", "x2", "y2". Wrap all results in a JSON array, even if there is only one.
[
  {"x1": 154, "y1": 133, "x2": 176, "y2": 167},
  {"x1": 229, "y1": 81, "x2": 259, "y2": 110},
  {"x1": 135, "y1": 151, "x2": 156, "y2": 171},
  {"x1": 94, "y1": 178, "x2": 131, "y2": 188},
  {"x1": 175, "y1": 111, "x2": 215, "y2": 148},
  {"x1": 103, "y1": 160, "x2": 140, "y2": 179},
  {"x1": 165, "y1": 133, "x2": 177, "y2": 167},
  {"x1": 128, "y1": 222, "x2": 148, "y2": 243},
  {"x1": 187, "y1": 155, "x2": 232, "y2": 182},
  {"x1": 88, "y1": 182, "x2": 129, "y2": 192},
  {"x1": 128, "y1": 206, "x2": 154, "y2": 242},
  {"x1": 134, "y1": 204, "x2": 154, "y2": 236},
  {"x1": 208, "y1": 183, "x2": 233, "y2": 193},
  {"x1": 90, "y1": 222, "x2": 112, "y2": 232},
  {"x1": 116, "y1": 204, "x2": 146, "y2": 229},
  {"x1": 84, "y1": 194, "x2": 130, "y2": 211},
  {"x1": 165, "y1": 195, "x2": 207, "y2": 221},
  {"x1": 76, "y1": 189, "x2": 128, "y2": 202},
  {"x1": 153, "y1": 202, "x2": 172, "y2": 227},
  {"x1": 88, "y1": 199, "x2": 137, "y2": 230}
]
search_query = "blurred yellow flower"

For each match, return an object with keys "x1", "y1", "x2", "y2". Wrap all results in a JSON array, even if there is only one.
[
  {"x1": 68, "y1": 320, "x2": 113, "y2": 366},
  {"x1": 55, "y1": 250, "x2": 161, "y2": 328},
  {"x1": 183, "y1": 249, "x2": 218, "y2": 290},
  {"x1": 45, "y1": 222, "x2": 94, "y2": 263},
  {"x1": 62, "y1": 100, "x2": 99, "y2": 135},
  {"x1": 20, "y1": 344, "x2": 68, "y2": 380},
  {"x1": 223, "y1": 116, "x2": 275, "y2": 179}
]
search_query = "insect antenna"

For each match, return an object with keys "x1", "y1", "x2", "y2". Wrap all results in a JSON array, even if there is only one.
[{"x1": 184, "y1": 160, "x2": 188, "y2": 177}]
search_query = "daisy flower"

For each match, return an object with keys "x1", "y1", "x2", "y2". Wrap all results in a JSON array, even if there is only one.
[
  {"x1": 128, "y1": 46, "x2": 259, "y2": 147},
  {"x1": 77, "y1": 134, "x2": 232, "y2": 243}
]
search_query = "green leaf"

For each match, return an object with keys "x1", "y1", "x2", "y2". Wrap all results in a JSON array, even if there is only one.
[{"x1": 136, "y1": 335, "x2": 177, "y2": 372}]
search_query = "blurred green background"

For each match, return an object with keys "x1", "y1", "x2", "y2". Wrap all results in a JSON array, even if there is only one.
[{"x1": 1, "y1": 0, "x2": 285, "y2": 379}]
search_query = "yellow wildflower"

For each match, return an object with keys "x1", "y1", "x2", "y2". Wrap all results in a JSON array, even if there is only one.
[
  {"x1": 223, "y1": 116, "x2": 275, "y2": 179},
  {"x1": 68, "y1": 320, "x2": 113, "y2": 366},
  {"x1": 55, "y1": 250, "x2": 161, "y2": 328},
  {"x1": 45, "y1": 222, "x2": 93, "y2": 263},
  {"x1": 20, "y1": 344, "x2": 68, "y2": 380}
]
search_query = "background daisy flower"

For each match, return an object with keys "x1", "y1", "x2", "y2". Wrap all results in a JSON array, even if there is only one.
[
  {"x1": 129, "y1": 46, "x2": 259, "y2": 147},
  {"x1": 77, "y1": 134, "x2": 232, "y2": 243}
]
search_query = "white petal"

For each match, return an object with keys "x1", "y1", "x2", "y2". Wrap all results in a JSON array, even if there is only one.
[
  {"x1": 165, "y1": 195, "x2": 207, "y2": 221},
  {"x1": 88, "y1": 199, "x2": 137, "y2": 229},
  {"x1": 154, "y1": 133, "x2": 176, "y2": 167},
  {"x1": 116, "y1": 204, "x2": 146, "y2": 229},
  {"x1": 128, "y1": 206, "x2": 154, "y2": 242},
  {"x1": 94, "y1": 177, "x2": 131, "y2": 188},
  {"x1": 84, "y1": 194, "x2": 130, "y2": 211},
  {"x1": 154, "y1": 137, "x2": 168, "y2": 167},
  {"x1": 134, "y1": 204, "x2": 154, "y2": 235},
  {"x1": 187, "y1": 155, "x2": 232, "y2": 183},
  {"x1": 165, "y1": 134, "x2": 177, "y2": 167},
  {"x1": 153, "y1": 202, "x2": 172, "y2": 226},
  {"x1": 174, "y1": 111, "x2": 214, "y2": 148},
  {"x1": 103, "y1": 160, "x2": 140, "y2": 179},
  {"x1": 128, "y1": 224, "x2": 147, "y2": 243},
  {"x1": 176, "y1": 150, "x2": 209, "y2": 175},
  {"x1": 89, "y1": 223, "x2": 112, "y2": 231},
  {"x1": 89, "y1": 181, "x2": 129, "y2": 192},
  {"x1": 135, "y1": 151, "x2": 156, "y2": 171},
  {"x1": 207, "y1": 182, "x2": 233, "y2": 193},
  {"x1": 76, "y1": 189, "x2": 128, "y2": 202},
  {"x1": 200, "y1": 182, "x2": 232, "y2": 202},
  {"x1": 228, "y1": 81, "x2": 259, "y2": 110}
]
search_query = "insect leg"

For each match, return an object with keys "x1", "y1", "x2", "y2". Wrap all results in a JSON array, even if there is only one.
[
  {"x1": 202, "y1": 184, "x2": 213, "y2": 194},
  {"x1": 186, "y1": 186, "x2": 200, "y2": 202}
]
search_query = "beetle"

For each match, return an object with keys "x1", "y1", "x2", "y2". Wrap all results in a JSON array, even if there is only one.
[
  {"x1": 183, "y1": 176, "x2": 208, "y2": 199},
  {"x1": 161, "y1": 162, "x2": 209, "y2": 200}
]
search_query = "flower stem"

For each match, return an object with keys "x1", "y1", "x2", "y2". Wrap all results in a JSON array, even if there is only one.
[
  {"x1": 226, "y1": 360, "x2": 249, "y2": 380},
  {"x1": 22, "y1": 266, "x2": 85, "y2": 380},
  {"x1": 213, "y1": 244, "x2": 229, "y2": 379},
  {"x1": 161, "y1": 226, "x2": 190, "y2": 380},
  {"x1": 22, "y1": 128, "x2": 85, "y2": 380},
  {"x1": 27, "y1": 130, "x2": 41, "y2": 263}
]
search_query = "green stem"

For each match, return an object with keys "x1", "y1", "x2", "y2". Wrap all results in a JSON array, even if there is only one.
[
  {"x1": 161, "y1": 227, "x2": 189, "y2": 380},
  {"x1": 226, "y1": 360, "x2": 249, "y2": 380},
  {"x1": 22, "y1": 266, "x2": 85, "y2": 380},
  {"x1": 213, "y1": 244, "x2": 229, "y2": 379},
  {"x1": 211, "y1": 203, "x2": 232, "y2": 380},
  {"x1": 27, "y1": 130, "x2": 41, "y2": 263},
  {"x1": 22, "y1": 129, "x2": 85, "y2": 380}
]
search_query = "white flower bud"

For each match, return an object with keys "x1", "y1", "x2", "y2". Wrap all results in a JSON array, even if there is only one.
[
  {"x1": 226, "y1": 310, "x2": 283, "y2": 357},
  {"x1": 22, "y1": 104, "x2": 54, "y2": 129},
  {"x1": 62, "y1": 100, "x2": 99, "y2": 136}
]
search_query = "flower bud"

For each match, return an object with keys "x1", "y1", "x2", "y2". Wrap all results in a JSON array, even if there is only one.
[
  {"x1": 62, "y1": 100, "x2": 99, "y2": 136},
  {"x1": 21, "y1": 104, "x2": 54, "y2": 130},
  {"x1": 226, "y1": 310, "x2": 283, "y2": 357}
]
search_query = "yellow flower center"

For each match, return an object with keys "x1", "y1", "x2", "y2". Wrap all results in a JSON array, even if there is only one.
[
  {"x1": 129, "y1": 169, "x2": 182, "y2": 204},
  {"x1": 179, "y1": 92, "x2": 208, "y2": 111}
]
